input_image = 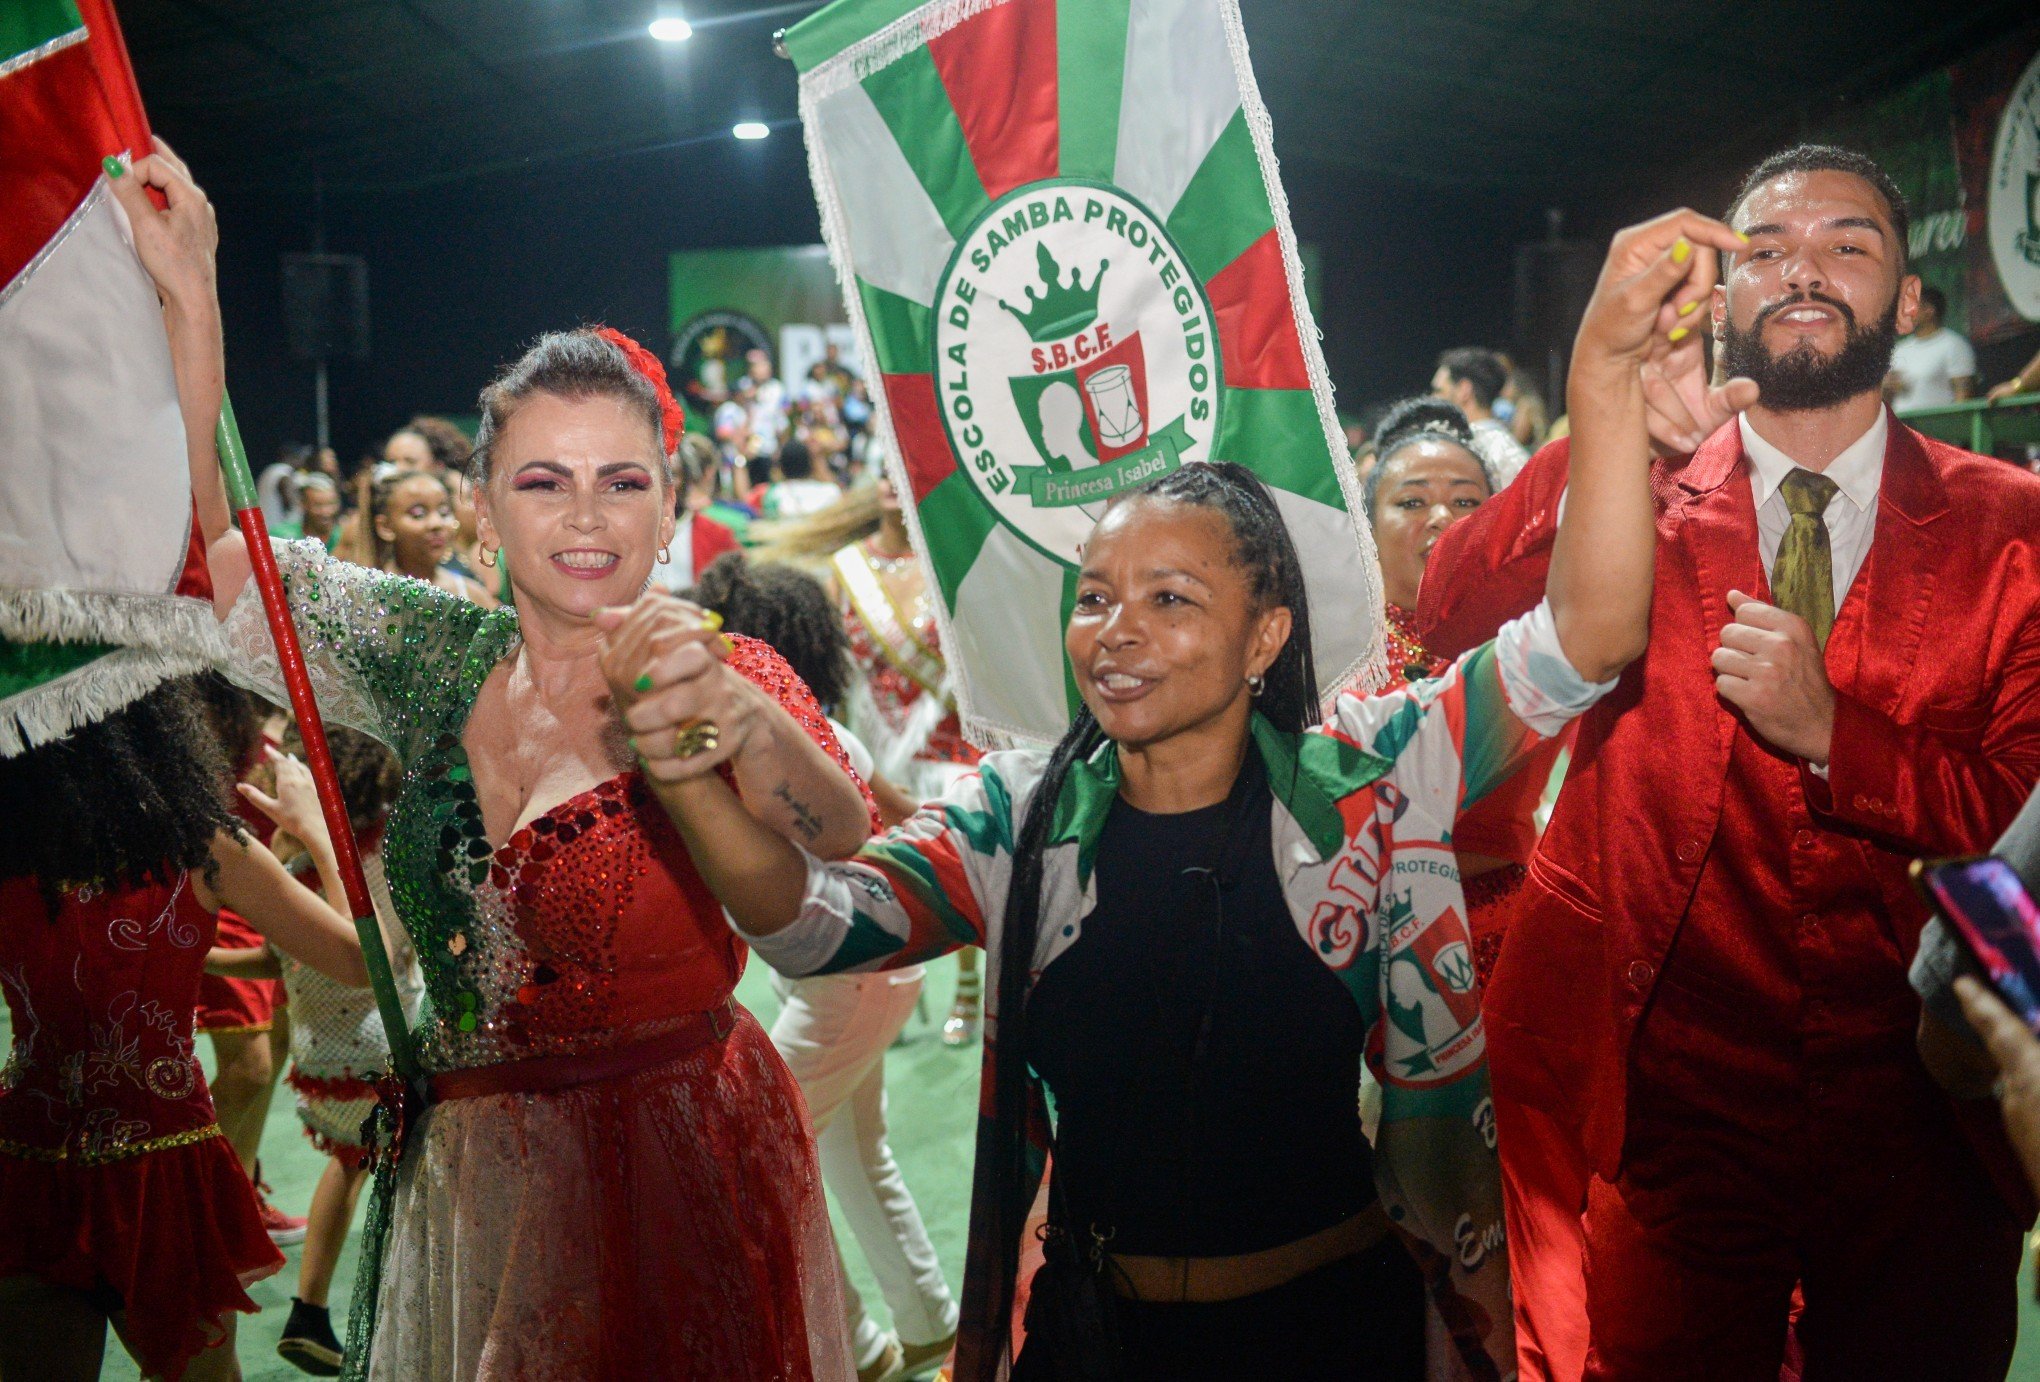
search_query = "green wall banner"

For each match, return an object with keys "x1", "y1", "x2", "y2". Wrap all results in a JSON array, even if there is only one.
[
  {"x1": 667, "y1": 245, "x2": 861, "y2": 431},
  {"x1": 1810, "y1": 26, "x2": 2040, "y2": 343}
]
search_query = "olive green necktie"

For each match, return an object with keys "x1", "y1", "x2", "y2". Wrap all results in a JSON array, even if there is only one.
[{"x1": 1772, "y1": 468, "x2": 1841, "y2": 647}]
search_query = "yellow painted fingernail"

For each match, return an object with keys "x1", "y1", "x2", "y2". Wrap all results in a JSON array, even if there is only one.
[
  {"x1": 1736, "y1": 230, "x2": 1751, "y2": 243},
  {"x1": 699, "y1": 610, "x2": 723, "y2": 631},
  {"x1": 1671, "y1": 238, "x2": 1691, "y2": 264},
  {"x1": 718, "y1": 634, "x2": 735, "y2": 656},
  {"x1": 1669, "y1": 326, "x2": 1690, "y2": 343},
  {"x1": 1678, "y1": 299, "x2": 1699, "y2": 316}
]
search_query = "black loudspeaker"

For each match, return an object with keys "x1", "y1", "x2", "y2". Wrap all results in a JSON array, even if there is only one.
[
  {"x1": 1512, "y1": 218, "x2": 1600, "y2": 414},
  {"x1": 281, "y1": 253, "x2": 370, "y2": 362}
]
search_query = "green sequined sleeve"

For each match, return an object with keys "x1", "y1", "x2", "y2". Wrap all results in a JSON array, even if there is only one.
[{"x1": 221, "y1": 539, "x2": 499, "y2": 759}]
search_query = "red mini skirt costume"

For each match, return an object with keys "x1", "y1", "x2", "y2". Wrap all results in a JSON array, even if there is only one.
[{"x1": 0, "y1": 872, "x2": 283, "y2": 1377}]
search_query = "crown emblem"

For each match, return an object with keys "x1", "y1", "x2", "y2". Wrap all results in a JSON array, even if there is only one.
[{"x1": 999, "y1": 242, "x2": 1109, "y2": 343}]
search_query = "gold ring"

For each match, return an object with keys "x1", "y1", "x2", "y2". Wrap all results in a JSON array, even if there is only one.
[{"x1": 676, "y1": 721, "x2": 722, "y2": 758}]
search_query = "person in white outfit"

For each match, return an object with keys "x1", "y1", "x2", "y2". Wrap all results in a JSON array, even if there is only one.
[{"x1": 689, "y1": 552, "x2": 960, "y2": 1382}]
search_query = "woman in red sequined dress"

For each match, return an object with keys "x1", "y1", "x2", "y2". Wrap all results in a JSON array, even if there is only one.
[
  {"x1": 0, "y1": 676, "x2": 372, "y2": 1382},
  {"x1": 194, "y1": 313, "x2": 875, "y2": 1375}
]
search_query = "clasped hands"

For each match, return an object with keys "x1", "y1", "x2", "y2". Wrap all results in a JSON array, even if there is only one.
[
  {"x1": 1711, "y1": 589, "x2": 1835, "y2": 767},
  {"x1": 596, "y1": 591, "x2": 756, "y2": 782}
]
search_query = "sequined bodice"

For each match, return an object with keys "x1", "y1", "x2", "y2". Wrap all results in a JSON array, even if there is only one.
[
  {"x1": 1385, "y1": 603, "x2": 1450, "y2": 685},
  {"x1": 0, "y1": 875, "x2": 218, "y2": 1162},
  {"x1": 222, "y1": 541, "x2": 865, "y2": 1077},
  {"x1": 387, "y1": 760, "x2": 744, "y2": 1072}
]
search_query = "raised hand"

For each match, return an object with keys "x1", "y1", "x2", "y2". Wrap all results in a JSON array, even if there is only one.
[
  {"x1": 1575, "y1": 209, "x2": 1747, "y2": 369},
  {"x1": 103, "y1": 137, "x2": 217, "y2": 315},
  {"x1": 1548, "y1": 210, "x2": 1749, "y2": 684},
  {"x1": 1570, "y1": 208, "x2": 1754, "y2": 453},
  {"x1": 237, "y1": 745, "x2": 332, "y2": 856}
]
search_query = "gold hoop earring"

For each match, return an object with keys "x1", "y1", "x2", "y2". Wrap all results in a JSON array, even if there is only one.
[{"x1": 477, "y1": 544, "x2": 498, "y2": 569}]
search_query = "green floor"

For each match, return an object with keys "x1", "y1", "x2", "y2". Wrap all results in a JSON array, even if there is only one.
[{"x1": 7, "y1": 959, "x2": 2036, "y2": 1379}]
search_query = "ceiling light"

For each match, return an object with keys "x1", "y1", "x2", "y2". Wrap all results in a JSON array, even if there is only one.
[
  {"x1": 732, "y1": 121, "x2": 769, "y2": 141},
  {"x1": 648, "y1": 16, "x2": 692, "y2": 41}
]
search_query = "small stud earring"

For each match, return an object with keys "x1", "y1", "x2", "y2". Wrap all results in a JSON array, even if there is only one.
[{"x1": 1246, "y1": 673, "x2": 1265, "y2": 697}]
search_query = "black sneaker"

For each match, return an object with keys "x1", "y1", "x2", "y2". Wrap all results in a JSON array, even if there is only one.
[{"x1": 277, "y1": 1298, "x2": 344, "y2": 1377}]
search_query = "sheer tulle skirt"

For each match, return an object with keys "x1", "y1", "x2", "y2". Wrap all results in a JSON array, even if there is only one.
[{"x1": 368, "y1": 1009, "x2": 852, "y2": 1380}]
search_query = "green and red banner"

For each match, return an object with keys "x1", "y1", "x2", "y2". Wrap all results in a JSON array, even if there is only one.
[
  {"x1": 788, "y1": 0, "x2": 1384, "y2": 745},
  {"x1": 0, "y1": 0, "x2": 219, "y2": 754}
]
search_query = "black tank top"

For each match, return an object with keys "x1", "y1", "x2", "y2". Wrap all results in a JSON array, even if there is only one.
[{"x1": 1025, "y1": 753, "x2": 1377, "y2": 1257}]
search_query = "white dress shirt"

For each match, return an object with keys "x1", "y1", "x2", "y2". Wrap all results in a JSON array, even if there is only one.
[{"x1": 1739, "y1": 408, "x2": 1886, "y2": 613}]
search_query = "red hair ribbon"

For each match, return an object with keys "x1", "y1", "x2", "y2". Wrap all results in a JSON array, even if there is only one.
[{"x1": 592, "y1": 325, "x2": 685, "y2": 457}]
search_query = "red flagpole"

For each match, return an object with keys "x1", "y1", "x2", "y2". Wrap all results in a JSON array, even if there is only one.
[{"x1": 75, "y1": 0, "x2": 421, "y2": 1090}]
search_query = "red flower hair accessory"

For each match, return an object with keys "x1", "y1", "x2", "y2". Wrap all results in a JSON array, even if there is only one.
[{"x1": 592, "y1": 325, "x2": 685, "y2": 457}]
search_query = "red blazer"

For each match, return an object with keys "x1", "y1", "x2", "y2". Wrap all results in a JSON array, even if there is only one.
[{"x1": 1418, "y1": 415, "x2": 2040, "y2": 1210}]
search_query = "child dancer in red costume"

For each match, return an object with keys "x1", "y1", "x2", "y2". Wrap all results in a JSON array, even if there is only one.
[{"x1": 0, "y1": 676, "x2": 373, "y2": 1381}]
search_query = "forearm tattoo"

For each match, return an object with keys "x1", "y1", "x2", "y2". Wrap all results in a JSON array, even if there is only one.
[{"x1": 774, "y1": 782, "x2": 824, "y2": 842}]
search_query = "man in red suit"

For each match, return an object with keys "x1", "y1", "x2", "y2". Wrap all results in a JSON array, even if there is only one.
[{"x1": 1419, "y1": 143, "x2": 2040, "y2": 1380}]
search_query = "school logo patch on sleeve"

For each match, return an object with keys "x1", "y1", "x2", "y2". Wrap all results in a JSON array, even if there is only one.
[{"x1": 1382, "y1": 892, "x2": 1484, "y2": 1086}]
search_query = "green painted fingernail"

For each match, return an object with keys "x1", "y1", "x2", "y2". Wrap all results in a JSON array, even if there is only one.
[
  {"x1": 633, "y1": 673, "x2": 654, "y2": 693},
  {"x1": 102, "y1": 155, "x2": 125, "y2": 180}
]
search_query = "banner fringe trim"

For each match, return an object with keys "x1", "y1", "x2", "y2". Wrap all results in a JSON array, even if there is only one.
[
  {"x1": 0, "y1": 588, "x2": 225, "y2": 654},
  {"x1": 801, "y1": 0, "x2": 1017, "y2": 100},
  {"x1": 1217, "y1": 0, "x2": 1387, "y2": 704},
  {"x1": 0, "y1": 641, "x2": 221, "y2": 757}
]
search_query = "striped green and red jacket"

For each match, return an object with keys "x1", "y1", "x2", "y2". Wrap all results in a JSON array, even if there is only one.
[{"x1": 742, "y1": 603, "x2": 1609, "y2": 1380}]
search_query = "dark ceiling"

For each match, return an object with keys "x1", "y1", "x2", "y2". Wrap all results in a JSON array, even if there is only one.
[
  {"x1": 121, "y1": 0, "x2": 2032, "y2": 198},
  {"x1": 108, "y1": 0, "x2": 2040, "y2": 466}
]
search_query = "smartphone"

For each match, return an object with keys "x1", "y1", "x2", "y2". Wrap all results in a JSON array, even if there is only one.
[{"x1": 1912, "y1": 856, "x2": 2040, "y2": 1031}]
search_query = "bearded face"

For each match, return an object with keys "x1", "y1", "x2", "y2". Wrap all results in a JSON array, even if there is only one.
[
  {"x1": 1718, "y1": 286, "x2": 1900, "y2": 412},
  {"x1": 1716, "y1": 167, "x2": 1917, "y2": 414}
]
